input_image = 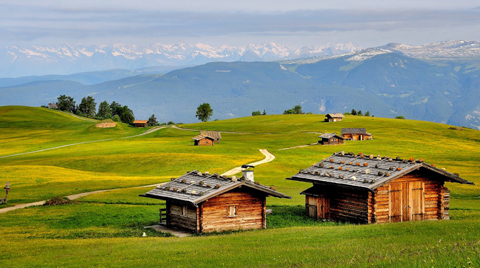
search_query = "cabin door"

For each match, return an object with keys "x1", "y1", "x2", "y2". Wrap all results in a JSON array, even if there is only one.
[
  {"x1": 389, "y1": 182, "x2": 424, "y2": 222},
  {"x1": 306, "y1": 196, "x2": 318, "y2": 219}
]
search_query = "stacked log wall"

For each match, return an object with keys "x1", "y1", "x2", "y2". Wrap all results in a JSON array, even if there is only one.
[
  {"x1": 197, "y1": 138, "x2": 214, "y2": 146},
  {"x1": 443, "y1": 187, "x2": 450, "y2": 220},
  {"x1": 168, "y1": 203, "x2": 198, "y2": 232},
  {"x1": 200, "y1": 189, "x2": 265, "y2": 233},
  {"x1": 328, "y1": 188, "x2": 369, "y2": 223}
]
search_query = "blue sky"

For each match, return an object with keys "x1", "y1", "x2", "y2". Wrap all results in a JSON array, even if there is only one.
[{"x1": 2, "y1": 0, "x2": 480, "y2": 48}]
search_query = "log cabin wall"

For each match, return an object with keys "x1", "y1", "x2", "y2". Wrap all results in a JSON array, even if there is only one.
[
  {"x1": 200, "y1": 189, "x2": 265, "y2": 232},
  {"x1": 197, "y1": 138, "x2": 214, "y2": 146},
  {"x1": 373, "y1": 171, "x2": 445, "y2": 224},
  {"x1": 166, "y1": 201, "x2": 198, "y2": 232},
  {"x1": 328, "y1": 187, "x2": 369, "y2": 223}
]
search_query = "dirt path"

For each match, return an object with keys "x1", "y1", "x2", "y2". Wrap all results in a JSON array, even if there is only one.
[
  {"x1": 278, "y1": 143, "x2": 318, "y2": 150},
  {"x1": 0, "y1": 149, "x2": 275, "y2": 214},
  {"x1": 221, "y1": 149, "x2": 275, "y2": 176},
  {"x1": 0, "y1": 126, "x2": 165, "y2": 160},
  {"x1": 171, "y1": 125, "x2": 251, "y2": 134}
]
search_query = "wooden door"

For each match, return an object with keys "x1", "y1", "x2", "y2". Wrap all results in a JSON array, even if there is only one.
[
  {"x1": 306, "y1": 196, "x2": 318, "y2": 219},
  {"x1": 318, "y1": 196, "x2": 330, "y2": 219},
  {"x1": 409, "y1": 181, "x2": 425, "y2": 221},
  {"x1": 389, "y1": 181, "x2": 425, "y2": 222},
  {"x1": 389, "y1": 183, "x2": 404, "y2": 222}
]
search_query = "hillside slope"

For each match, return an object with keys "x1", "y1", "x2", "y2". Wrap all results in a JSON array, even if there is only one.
[{"x1": 0, "y1": 106, "x2": 142, "y2": 156}]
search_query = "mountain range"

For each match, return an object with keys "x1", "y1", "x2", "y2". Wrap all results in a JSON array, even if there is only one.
[
  {"x1": 1, "y1": 40, "x2": 480, "y2": 129},
  {"x1": 0, "y1": 42, "x2": 357, "y2": 77}
]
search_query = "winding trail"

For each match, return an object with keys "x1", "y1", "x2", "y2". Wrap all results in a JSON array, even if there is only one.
[
  {"x1": 0, "y1": 149, "x2": 276, "y2": 214},
  {"x1": 0, "y1": 126, "x2": 165, "y2": 159}
]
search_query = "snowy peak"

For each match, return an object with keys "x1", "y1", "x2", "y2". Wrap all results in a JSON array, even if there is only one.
[
  {"x1": 381, "y1": 40, "x2": 480, "y2": 59},
  {"x1": 0, "y1": 42, "x2": 358, "y2": 77}
]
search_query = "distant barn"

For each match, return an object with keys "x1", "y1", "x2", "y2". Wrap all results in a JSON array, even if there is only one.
[
  {"x1": 192, "y1": 134, "x2": 215, "y2": 146},
  {"x1": 141, "y1": 169, "x2": 290, "y2": 233},
  {"x1": 133, "y1": 120, "x2": 148, "y2": 127},
  {"x1": 318, "y1": 133, "x2": 344, "y2": 145},
  {"x1": 341, "y1": 128, "x2": 372, "y2": 140},
  {"x1": 325, "y1": 113, "x2": 344, "y2": 122},
  {"x1": 287, "y1": 152, "x2": 473, "y2": 224},
  {"x1": 201, "y1": 131, "x2": 221, "y2": 143}
]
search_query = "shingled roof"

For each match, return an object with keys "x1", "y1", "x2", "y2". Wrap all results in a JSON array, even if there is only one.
[
  {"x1": 319, "y1": 133, "x2": 343, "y2": 139},
  {"x1": 133, "y1": 120, "x2": 148, "y2": 124},
  {"x1": 287, "y1": 152, "x2": 473, "y2": 191},
  {"x1": 326, "y1": 113, "x2": 345, "y2": 118},
  {"x1": 142, "y1": 170, "x2": 291, "y2": 206},
  {"x1": 341, "y1": 128, "x2": 371, "y2": 135},
  {"x1": 200, "y1": 131, "x2": 222, "y2": 140},
  {"x1": 192, "y1": 134, "x2": 215, "y2": 141}
]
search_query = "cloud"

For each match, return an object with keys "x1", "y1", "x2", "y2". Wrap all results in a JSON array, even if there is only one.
[{"x1": 1, "y1": 3, "x2": 479, "y2": 46}]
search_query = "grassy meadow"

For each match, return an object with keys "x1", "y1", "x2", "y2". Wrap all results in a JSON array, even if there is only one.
[{"x1": 0, "y1": 106, "x2": 479, "y2": 267}]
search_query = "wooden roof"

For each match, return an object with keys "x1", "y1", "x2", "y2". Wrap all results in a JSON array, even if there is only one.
[
  {"x1": 192, "y1": 134, "x2": 215, "y2": 141},
  {"x1": 287, "y1": 152, "x2": 473, "y2": 191},
  {"x1": 319, "y1": 133, "x2": 344, "y2": 139},
  {"x1": 142, "y1": 170, "x2": 291, "y2": 206},
  {"x1": 326, "y1": 113, "x2": 345, "y2": 118},
  {"x1": 341, "y1": 128, "x2": 371, "y2": 135},
  {"x1": 200, "y1": 131, "x2": 222, "y2": 140},
  {"x1": 133, "y1": 120, "x2": 148, "y2": 124}
]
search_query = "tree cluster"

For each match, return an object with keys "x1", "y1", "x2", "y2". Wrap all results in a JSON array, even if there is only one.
[
  {"x1": 54, "y1": 95, "x2": 136, "y2": 125},
  {"x1": 252, "y1": 110, "x2": 266, "y2": 116},
  {"x1": 348, "y1": 109, "x2": 372, "y2": 117},
  {"x1": 283, "y1": 105, "x2": 303, "y2": 114}
]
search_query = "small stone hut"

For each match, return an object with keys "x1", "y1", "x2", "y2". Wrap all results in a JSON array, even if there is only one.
[
  {"x1": 133, "y1": 120, "x2": 148, "y2": 127},
  {"x1": 141, "y1": 170, "x2": 290, "y2": 233},
  {"x1": 341, "y1": 128, "x2": 372, "y2": 140},
  {"x1": 318, "y1": 133, "x2": 344, "y2": 145},
  {"x1": 287, "y1": 152, "x2": 473, "y2": 224},
  {"x1": 325, "y1": 113, "x2": 344, "y2": 122}
]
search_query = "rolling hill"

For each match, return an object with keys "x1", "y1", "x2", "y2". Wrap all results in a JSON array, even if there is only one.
[{"x1": 0, "y1": 106, "x2": 479, "y2": 267}]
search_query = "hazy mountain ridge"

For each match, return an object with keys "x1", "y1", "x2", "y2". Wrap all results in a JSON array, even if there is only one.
[
  {"x1": 0, "y1": 42, "x2": 357, "y2": 77},
  {"x1": 1, "y1": 40, "x2": 480, "y2": 129}
]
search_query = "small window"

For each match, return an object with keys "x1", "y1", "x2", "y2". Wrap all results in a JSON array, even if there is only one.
[
  {"x1": 182, "y1": 206, "x2": 187, "y2": 216},
  {"x1": 228, "y1": 205, "x2": 237, "y2": 217}
]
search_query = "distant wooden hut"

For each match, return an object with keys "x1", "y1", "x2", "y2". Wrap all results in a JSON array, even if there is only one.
[
  {"x1": 133, "y1": 120, "x2": 148, "y2": 127},
  {"x1": 200, "y1": 131, "x2": 222, "y2": 143},
  {"x1": 287, "y1": 152, "x2": 473, "y2": 224},
  {"x1": 325, "y1": 113, "x2": 344, "y2": 122},
  {"x1": 318, "y1": 133, "x2": 344, "y2": 145},
  {"x1": 192, "y1": 134, "x2": 215, "y2": 146},
  {"x1": 141, "y1": 169, "x2": 290, "y2": 233},
  {"x1": 341, "y1": 128, "x2": 372, "y2": 140}
]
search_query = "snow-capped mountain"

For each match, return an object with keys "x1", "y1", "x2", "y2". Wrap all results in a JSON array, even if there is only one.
[
  {"x1": 380, "y1": 40, "x2": 480, "y2": 59},
  {"x1": 0, "y1": 42, "x2": 358, "y2": 77}
]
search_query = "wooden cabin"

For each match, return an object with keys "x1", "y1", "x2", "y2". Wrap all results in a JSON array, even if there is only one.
[
  {"x1": 325, "y1": 113, "x2": 344, "y2": 122},
  {"x1": 192, "y1": 134, "x2": 215, "y2": 146},
  {"x1": 141, "y1": 170, "x2": 290, "y2": 233},
  {"x1": 201, "y1": 131, "x2": 222, "y2": 143},
  {"x1": 287, "y1": 152, "x2": 473, "y2": 224},
  {"x1": 133, "y1": 120, "x2": 148, "y2": 127},
  {"x1": 318, "y1": 133, "x2": 344, "y2": 145},
  {"x1": 341, "y1": 128, "x2": 372, "y2": 140}
]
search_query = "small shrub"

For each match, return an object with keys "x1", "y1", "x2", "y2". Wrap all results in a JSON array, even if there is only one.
[
  {"x1": 395, "y1": 115, "x2": 405, "y2": 119},
  {"x1": 44, "y1": 196, "x2": 78, "y2": 206}
]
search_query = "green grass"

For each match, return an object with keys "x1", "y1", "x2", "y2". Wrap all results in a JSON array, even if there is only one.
[{"x1": 0, "y1": 106, "x2": 479, "y2": 267}]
